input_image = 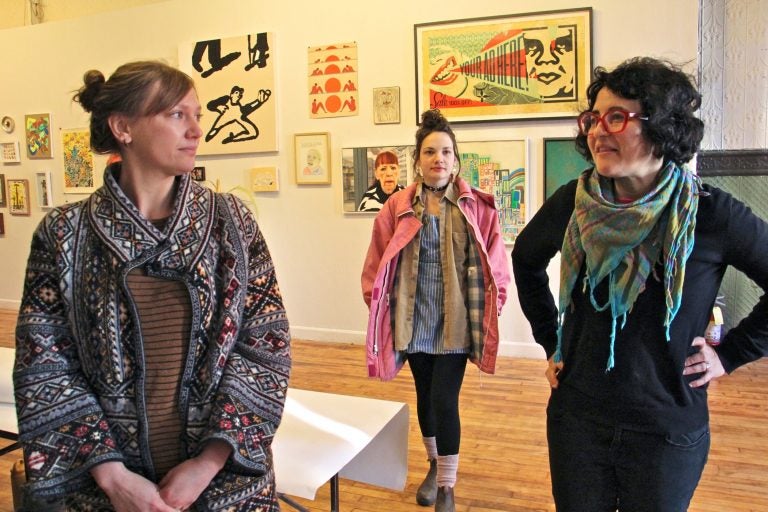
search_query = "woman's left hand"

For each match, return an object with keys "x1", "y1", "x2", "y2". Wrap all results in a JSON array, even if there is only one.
[
  {"x1": 158, "y1": 440, "x2": 233, "y2": 510},
  {"x1": 683, "y1": 336, "x2": 726, "y2": 388}
]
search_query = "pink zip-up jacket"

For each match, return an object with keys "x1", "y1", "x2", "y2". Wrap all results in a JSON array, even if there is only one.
[{"x1": 361, "y1": 177, "x2": 511, "y2": 380}]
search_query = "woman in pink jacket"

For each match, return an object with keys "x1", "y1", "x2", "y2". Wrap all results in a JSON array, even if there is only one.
[{"x1": 361, "y1": 109, "x2": 510, "y2": 512}]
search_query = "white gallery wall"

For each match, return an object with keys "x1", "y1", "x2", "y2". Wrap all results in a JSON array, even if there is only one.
[{"x1": 0, "y1": 0, "x2": 699, "y2": 357}]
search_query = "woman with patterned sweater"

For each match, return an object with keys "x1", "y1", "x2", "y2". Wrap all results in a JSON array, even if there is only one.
[{"x1": 13, "y1": 61, "x2": 291, "y2": 512}]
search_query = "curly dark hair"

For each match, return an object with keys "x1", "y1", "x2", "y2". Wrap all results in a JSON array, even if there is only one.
[
  {"x1": 413, "y1": 109, "x2": 461, "y2": 175},
  {"x1": 72, "y1": 61, "x2": 195, "y2": 154},
  {"x1": 574, "y1": 57, "x2": 704, "y2": 166}
]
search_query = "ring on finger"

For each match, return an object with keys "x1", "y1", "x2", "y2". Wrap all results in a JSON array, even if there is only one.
[{"x1": 705, "y1": 361, "x2": 711, "y2": 370}]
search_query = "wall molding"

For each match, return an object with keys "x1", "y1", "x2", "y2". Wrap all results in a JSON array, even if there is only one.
[{"x1": 697, "y1": 149, "x2": 768, "y2": 176}]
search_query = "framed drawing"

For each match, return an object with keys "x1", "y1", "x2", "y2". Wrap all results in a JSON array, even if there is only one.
[
  {"x1": 1, "y1": 141, "x2": 21, "y2": 163},
  {"x1": 61, "y1": 128, "x2": 96, "y2": 193},
  {"x1": 373, "y1": 87, "x2": 401, "y2": 124},
  {"x1": 25, "y1": 113, "x2": 53, "y2": 158},
  {"x1": 342, "y1": 145, "x2": 413, "y2": 213},
  {"x1": 180, "y1": 32, "x2": 278, "y2": 155},
  {"x1": 543, "y1": 137, "x2": 591, "y2": 201},
  {"x1": 191, "y1": 166, "x2": 206, "y2": 181},
  {"x1": 458, "y1": 139, "x2": 529, "y2": 244},
  {"x1": 250, "y1": 166, "x2": 279, "y2": 192},
  {"x1": 7, "y1": 178, "x2": 30, "y2": 215},
  {"x1": 35, "y1": 171, "x2": 53, "y2": 208},
  {"x1": 414, "y1": 8, "x2": 592, "y2": 123},
  {"x1": 0, "y1": 174, "x2": 6, "y2": 208},
  {"x1": 294, "y1": 132, "x2": 331, "y2": 185}
]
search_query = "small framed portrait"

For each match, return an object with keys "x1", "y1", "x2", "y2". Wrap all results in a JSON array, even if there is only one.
[
  {"x1": 1, "y1": 141, "x2": 21, "y2": 163},
  {"x1": 7, "y1": 178, "x2": 31, "y2": 215},
  {"x1": 0, "y1": 174, "x2": 6, "y2": 208},
  {"x1": 294, "y1": 132, "x2": 331, "y2": 185},
  {"x1": 191, "y1": 166, "x2": 206, "y2": 181},
  {"x1": 35, "y1": 171, "x2": 53, "y2": 209},
  {"x1": 373, "y1": 86, "x2": 400, "y2": 124}
]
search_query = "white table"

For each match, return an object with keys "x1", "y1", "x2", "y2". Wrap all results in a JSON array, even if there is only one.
[
  {"x1": 273, "y1": 388, "x2": 409, "y2": 511},
  {"x1": 0, "y1": 350, "x2": 410, "y2": 510}
]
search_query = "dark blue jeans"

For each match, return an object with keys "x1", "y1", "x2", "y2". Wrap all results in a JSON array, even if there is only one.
[{"x1": 547, "y1": 409, "x2": 709, "y2": 512}]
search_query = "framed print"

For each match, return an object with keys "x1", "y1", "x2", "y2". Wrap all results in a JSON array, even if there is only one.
[
  {"x1": 373, "y1": 87, "x2": 401, "y2": 124},
  {"x1": 543, "y1": 137, "x2": 591, "y2": 201},
  {"x1": 61, "y1": 128, "x2": 97, "y2": 194},
  {"x1": 0, "y1": 174, "x2": 6, "y2": 208},
  {"x1": 459, "y1": 139, "x2": 529, "y2": 244},
  {"x1": 250, "y1": 166, "x2": 279, "y2": 192},
  {"x1": 7, "y1": 178, "x2": 30, "y2": 215},
  {"x1": 308, "y1": 42, "x2": 359, "y2": 119},
  {"x1": 35, "y1": 171, "x2": 53, "y2": 208},
  {"x1": 180, "y1": 32, "x2": 278, "y2": 155},
  {"x1": 1, "y1": 141, "x2": 21, "y2": 163},
  {"x1": 295, "y1": 132, "x2": 331, "y2": 185},
  {"x1": 414, "y1": 8, "x2": 592, "y2": 123},
  {"x1": 25, "y1": 113, "x2": 53, "y2": 158},
  {"x1": 191, "y1": 166, "x2": 206, "y2": 181},
  {"x1": 342, "y1": 145, "x2": 413, "y2": 213}
]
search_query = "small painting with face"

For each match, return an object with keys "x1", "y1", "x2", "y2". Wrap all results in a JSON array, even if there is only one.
[{"x1": 342, "y1": 145, "x2": 412, "y2": 213}]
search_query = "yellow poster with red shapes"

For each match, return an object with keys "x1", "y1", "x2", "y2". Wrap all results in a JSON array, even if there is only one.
[{"x1": 308, "y1": 42, "x2": 358, "y2": 119}]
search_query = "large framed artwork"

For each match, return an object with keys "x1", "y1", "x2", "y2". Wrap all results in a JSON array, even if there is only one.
[
  {"x1": 414, "y1": 8, "x2": 592, "y2": 124},
  {"x1": 459, "y1": 139, "x2": 529, "y2": 244},
  {"x1": 180, "y1": 32, "x2": 278, "y2": 155},
  {"x1": 543, "y1": 137, "x2": 591, "y2": 201},
  {"x1": 342, "y1": 145, "x2": 414, "y2": 213}
]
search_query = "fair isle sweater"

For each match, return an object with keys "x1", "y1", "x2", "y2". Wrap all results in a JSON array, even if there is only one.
[
  {"x1": 13, "y1": 165, "x2": 291, "y2": 510},
  {"x1": 512, "y1": 181, "x2": 768, "y2": 436}
]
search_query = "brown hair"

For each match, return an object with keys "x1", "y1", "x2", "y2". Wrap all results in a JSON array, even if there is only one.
[
  {"x1": 73, "y1": 60, "x2": 195, "y2": 154},
  {"x1": 413, "y1": 109, "x2": 461, "y2": 174}
]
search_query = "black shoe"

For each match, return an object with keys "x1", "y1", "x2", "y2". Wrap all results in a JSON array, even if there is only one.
[
  {"x1": 416, "y1": 459, "x2": 437, "y2": 506},
  {"x1": 435, "y1": 486, "x2": 455, "y2": 512}
]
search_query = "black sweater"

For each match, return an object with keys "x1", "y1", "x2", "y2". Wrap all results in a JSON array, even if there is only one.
[{"x1": 512, "y1": 181, "x2": 768, "y2": 435}]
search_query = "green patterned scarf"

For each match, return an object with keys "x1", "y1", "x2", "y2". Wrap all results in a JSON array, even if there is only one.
[{"x1": 557, "y1": 162, "x2": 699, "y2": 370}]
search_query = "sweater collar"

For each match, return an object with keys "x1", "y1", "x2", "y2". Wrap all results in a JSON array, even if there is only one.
[{"x1": 87, "y1": 163, "x2": 215, "y2": 268}]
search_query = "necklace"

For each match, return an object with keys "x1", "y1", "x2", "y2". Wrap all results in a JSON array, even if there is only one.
[{"x1": 422, "y1": 182, "x2": 449, "y2": 193}]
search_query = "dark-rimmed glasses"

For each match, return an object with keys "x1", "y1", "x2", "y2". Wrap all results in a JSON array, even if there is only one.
[{"x1": 577, "y1": 110, "x2": 648, "y2": 135}]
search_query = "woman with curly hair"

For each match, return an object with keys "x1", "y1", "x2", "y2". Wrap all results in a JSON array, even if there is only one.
[
  {"x1": 512, "y1": 56, "x2": 768, "y2": 511},
  {"x1": 362, "y1": 109, "x2": 510, "y2": 511}
]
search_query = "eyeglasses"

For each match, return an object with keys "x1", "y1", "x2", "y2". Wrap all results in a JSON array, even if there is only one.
[{"x1": 577, "y1": 109, "x2": 648, "y2": 135}]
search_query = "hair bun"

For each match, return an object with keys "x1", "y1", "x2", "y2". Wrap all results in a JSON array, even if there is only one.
[
  {"x1": 420, "y1": 108, "x2": 449, "y2": 130},
  {"x1": 74, "y1": 70, "x2": 106, "y2": 113}
]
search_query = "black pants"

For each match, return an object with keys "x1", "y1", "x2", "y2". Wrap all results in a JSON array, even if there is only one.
[
  {"x1": 547, "y1": 409, "x2": 709, "y2": 512},
  {"x1": 407, "y1": 352, "x2": 468, "y2": 455}
]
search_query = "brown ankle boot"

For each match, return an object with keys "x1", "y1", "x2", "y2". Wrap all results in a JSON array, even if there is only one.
[
  {"x1": 416, "y1": 459, "x2": 438, "y2": 506},
  {"x1": 435, "y1": 486, "x2": 455, "y2": 512}
]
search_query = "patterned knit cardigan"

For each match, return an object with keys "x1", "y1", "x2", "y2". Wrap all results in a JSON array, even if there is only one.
[{"x1": 13, "y1": 166, "x2": 291, "y2": 511}]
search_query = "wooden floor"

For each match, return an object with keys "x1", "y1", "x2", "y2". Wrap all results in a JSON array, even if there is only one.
[{"x1": 0, "y1": 308, "x2": 767, "y2": 511}]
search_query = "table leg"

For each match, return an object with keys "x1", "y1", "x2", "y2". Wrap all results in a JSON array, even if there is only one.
[
  {"x1": 278, "y1": 493, "x2": 310, "y2": 512},
  {"x1": 330, "y1": 473, "x2": 339, "y2": 512}
]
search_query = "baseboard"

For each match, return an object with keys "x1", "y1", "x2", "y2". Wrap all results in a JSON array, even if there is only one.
[
  {"x1": 0, "y1": 300, "x2": 20, "y2": 311},
  {"x1": 290, "y1": 326, "x2": 545, "y2": 359}
]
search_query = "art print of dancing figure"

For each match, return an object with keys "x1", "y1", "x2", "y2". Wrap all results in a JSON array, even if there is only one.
[{"x1": 205, "y1": 85, "x2": 271, "y2": 144}]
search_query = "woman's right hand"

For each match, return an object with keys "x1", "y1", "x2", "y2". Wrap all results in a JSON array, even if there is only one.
[
  {"x1": 545, "y1": 355, "x2": 564, "y2": 389},
  {"x1": 91, "y1": 461, "x2": 179, "y2": 512}
]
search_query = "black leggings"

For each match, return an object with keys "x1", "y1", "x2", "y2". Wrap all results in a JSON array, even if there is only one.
[{"x1": 407, "y1": 352, "x2": 468, "y2": 455}]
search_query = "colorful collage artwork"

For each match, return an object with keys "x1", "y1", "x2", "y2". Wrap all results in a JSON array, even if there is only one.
[
  {"x1": 25, "y1": 113, "x2": 52, "y2": 159},
  {"x1": 308, "y1": 42, "x2": 359, "y2": 119},
  {"x1": 61, "y1": 128, "x2": 96, "y2": 193}
]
